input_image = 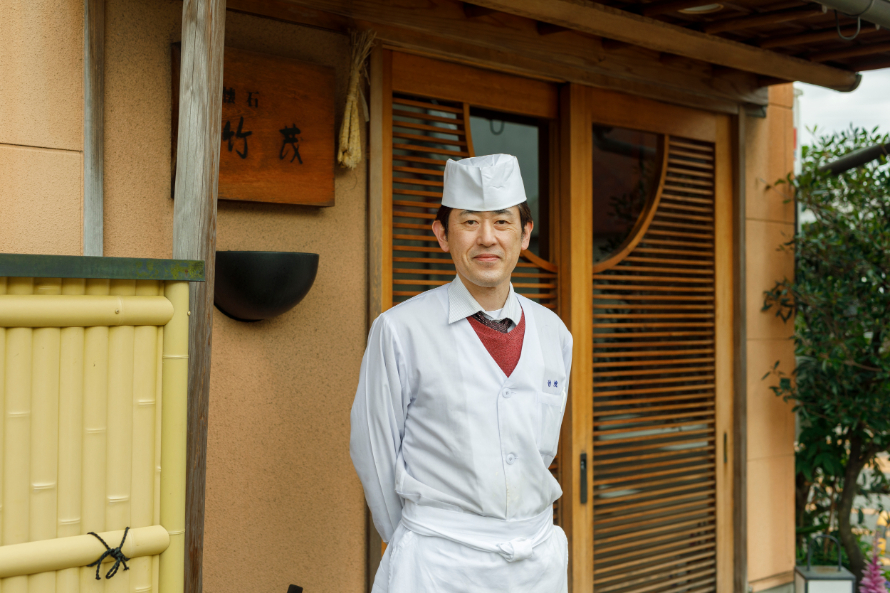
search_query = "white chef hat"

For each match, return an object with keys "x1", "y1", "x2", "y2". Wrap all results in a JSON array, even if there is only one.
[{"x1": 442, "y1": 154, "x2": 527, "y2": 211}]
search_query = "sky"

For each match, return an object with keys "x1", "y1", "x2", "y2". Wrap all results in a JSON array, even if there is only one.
[{"x1": 795, "y1": 68, "x2": 890, "y2": 147}]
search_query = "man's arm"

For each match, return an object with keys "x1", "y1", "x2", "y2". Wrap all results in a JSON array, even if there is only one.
[{"x1": 349, "y1": 315, "x2": 407, "y2": 542}]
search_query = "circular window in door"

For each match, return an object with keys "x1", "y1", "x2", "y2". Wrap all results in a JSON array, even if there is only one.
[{"x1": 591, "y1": 125, "x2": 665, "y2": 267}]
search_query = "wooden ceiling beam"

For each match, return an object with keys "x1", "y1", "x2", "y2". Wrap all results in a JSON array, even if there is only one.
[
  {"x1": 271, "y1": 0, "x2": 769, "y2": 109},
  {"x1": 659, "y1": 52, "x2": 690, "y2": 66},
  {"x1": 602, "y1": 38, "x2": 632, "y2": 50},
  {"x1": 702, "y1": 6, "x2": 823, "y2": 34},
  {"x1": 362, "y1": 18, "x2": 754, "y2": 114},
  {"x1": 756, "y1": 75, "x2": 792, "y2": 86},
  {"x1": 710, "y1": 64, "x2": 736, "y2": 76},
  {"x1": 228, "y1": 0, "x2": 351, "y2": 31},
  {"x1": 536, "y1": 20, "x2": 571, "y2": 34},
  {"x1": 849, "y1": 56, "x2": 890, "y2": 71},
  {"x1": 758, "y1": 24, "x2": 882, "y2": 48},
  {"x1": 809, "y1": 41, "x2": 890, "y2": 62},
  {"x1": 462, "y1": 2, "x2": 497, "y2": 17},
  {"x1": 640, "y1": 0, "x2": 722, "y2": 18},
  {"x1": 459, "y1": 0, "x2": 860, "y2": 90}
]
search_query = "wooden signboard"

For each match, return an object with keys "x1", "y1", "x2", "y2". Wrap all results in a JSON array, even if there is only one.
[{"x1": 173, "y1": 46, "x2": 335, "y2": 206}]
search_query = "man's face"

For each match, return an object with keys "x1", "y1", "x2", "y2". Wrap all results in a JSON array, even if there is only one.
[{"x1": 432, "y1": 206, "x2": 533, "y2": 289}]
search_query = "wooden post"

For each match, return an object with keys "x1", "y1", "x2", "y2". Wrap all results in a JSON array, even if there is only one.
[
  {"x1": 715, "y1": 115, "x2": 737, "y2": 592},
  {"x1": 558, "y1": 83, "x2": 594, "y2": 593},
  {"x1": 365, "y1": 44, "x2": 389, "y2": 591},
  {"x1": 171, "y1": 1, "x2": 226, "y2": 592},
  {"x1": 83, "y1": 0, "x2": 104, "y2": 256},
  {"x1": 732, "y1": 111, "x2": 748, "y2": 593}
]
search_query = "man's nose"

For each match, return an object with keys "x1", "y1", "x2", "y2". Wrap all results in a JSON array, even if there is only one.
[{"x1": 477, "y1": 221, "x2": 497, "y2": 245}]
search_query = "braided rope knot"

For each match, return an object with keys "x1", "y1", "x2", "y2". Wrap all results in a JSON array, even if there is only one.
[{"x1": 86, "y1": 527, "x2": 131, "y2": 580}]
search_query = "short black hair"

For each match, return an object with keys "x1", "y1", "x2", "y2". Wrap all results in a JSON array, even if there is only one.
[{"x1": 435, "y1": 202, "x2": 533, "y2": 237}]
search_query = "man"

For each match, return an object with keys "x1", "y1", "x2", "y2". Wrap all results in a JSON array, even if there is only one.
[{"x1": 350, "y1": 153, "x2": 573, "y2": 592}]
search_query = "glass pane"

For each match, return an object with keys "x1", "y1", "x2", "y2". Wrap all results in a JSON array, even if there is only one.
[
  {"x1": 592, "y1": 125, "x2": 663, "y2": 263},
  {"x1": 470, "y1": 109, "x2": 549, "y2": 259}
]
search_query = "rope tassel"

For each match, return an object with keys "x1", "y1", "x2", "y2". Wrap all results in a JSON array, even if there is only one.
[
  {"x1": 337, "y1": 30, "x2": 376, "y2": 170},
  {"x1": 86, "y1": 527, "x2": 131, "y2": 580}
]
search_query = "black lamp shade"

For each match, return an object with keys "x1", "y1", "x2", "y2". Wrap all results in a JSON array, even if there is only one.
[{"x1": 214, "y1": 251, "x2": 319, "y2": 322}]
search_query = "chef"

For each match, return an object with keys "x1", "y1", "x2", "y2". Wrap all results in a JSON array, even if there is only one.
[{"x1": 350, "y1": 153, "x2": 573, "y2": 593}]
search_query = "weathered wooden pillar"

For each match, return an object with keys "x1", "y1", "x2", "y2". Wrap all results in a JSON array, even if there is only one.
[{"x1": 171, "y1": 1, "x2": 226, "y2": 592}]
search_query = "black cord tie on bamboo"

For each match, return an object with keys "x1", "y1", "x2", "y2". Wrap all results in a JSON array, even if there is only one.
[{"x1": 86, "y1": 527, "x2": 131, "y2": 580}]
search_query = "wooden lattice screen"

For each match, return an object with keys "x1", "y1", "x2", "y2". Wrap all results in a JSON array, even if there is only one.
[
  {"x1": 385, "y1": 91, "x2": 562, "y2": 519},
  {"x1": 590, "y1": 136, "x2": 719, "y2": 593},
  {"x1": 389, "y1": 93, "x2": 558, "y2": 309}
]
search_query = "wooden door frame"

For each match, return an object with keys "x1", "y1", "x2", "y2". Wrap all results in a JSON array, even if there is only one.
[
  {"x1": 558, "y1": 83, "x2": 596, "y2": 593},
  {"x1": 715, "y1": 112, "x2": 736, "y2": 593},
  {"x1": 732, "y1": 111, "x2": 748, "y2": 593}
]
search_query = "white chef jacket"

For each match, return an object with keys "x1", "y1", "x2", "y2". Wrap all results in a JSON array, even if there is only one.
[{"x1": 350, "y1": 277, "x2": 573, "y2": 593}]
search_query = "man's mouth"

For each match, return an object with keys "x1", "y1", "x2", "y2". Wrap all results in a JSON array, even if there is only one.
[{"x1": 473, "y1": 254, "x2": 501, "y2": 262}]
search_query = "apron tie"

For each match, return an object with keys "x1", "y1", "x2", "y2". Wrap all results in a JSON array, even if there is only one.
[{"x1": 496, "y1": 537, "x2": 535, "y2": 562}]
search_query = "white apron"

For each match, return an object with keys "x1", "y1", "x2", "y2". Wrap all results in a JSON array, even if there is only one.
[{"x1": 351, "y1": 282, "x2": 573, "y2": 593}]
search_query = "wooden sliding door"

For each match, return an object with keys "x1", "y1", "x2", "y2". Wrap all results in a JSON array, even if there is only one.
[{"x1": 578, "y1": 89, "x2": 735, "y2": 593}]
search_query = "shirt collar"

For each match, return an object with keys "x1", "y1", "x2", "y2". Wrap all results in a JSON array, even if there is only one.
[{"x1": 447, "y1": 275, "x2": 522, "y2": 325}]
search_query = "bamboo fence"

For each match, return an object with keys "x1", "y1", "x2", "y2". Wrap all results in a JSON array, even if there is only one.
[{"x1": 0, "y1": 276, "x2": 190, "y2": 593}]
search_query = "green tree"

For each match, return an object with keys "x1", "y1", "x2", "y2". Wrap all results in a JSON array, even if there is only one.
[{"x1": 764, "y1": 126, "x2": 890, "y2": 579}]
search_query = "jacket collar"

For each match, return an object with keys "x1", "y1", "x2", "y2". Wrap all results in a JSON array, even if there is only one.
[{"x1": 447, "y1": 275, "x2": 521, "y2": 326}]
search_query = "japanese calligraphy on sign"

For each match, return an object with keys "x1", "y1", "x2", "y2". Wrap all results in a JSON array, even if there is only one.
[{"x1": 172, "y1": 46, "x2": 335, "y2": 206}]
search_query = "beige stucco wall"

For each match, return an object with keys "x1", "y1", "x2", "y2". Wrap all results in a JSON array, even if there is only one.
[
  {"x1": 0, "y1": 0, "x2": 83, "y2": 255},
  {"x1": 744, "y1": 84, "x2": 798, "y2": 592},
  {"x1": 102, "y1": 1, "x2": 368, "y2": 591}
]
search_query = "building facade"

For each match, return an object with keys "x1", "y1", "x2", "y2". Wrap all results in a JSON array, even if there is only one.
[{"x1": 2, "y1": 0, "x2": 829, "y2": 591}]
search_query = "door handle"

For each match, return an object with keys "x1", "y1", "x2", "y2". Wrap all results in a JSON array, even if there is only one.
[{"x1": 580, "y1": 452, "x2": 588, "y2": 504}]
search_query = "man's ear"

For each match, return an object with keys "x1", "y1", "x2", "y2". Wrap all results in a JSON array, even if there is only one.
[
  {"x1": 432, "y1": 220, "x2": 451, "y2": 253},
  {"x1": 520, "y1": 220, "x2": 534, "y2": 251}
]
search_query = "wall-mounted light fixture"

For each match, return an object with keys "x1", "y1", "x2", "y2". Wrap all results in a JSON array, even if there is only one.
[{"x1": 214, "y1": 251, "x2": 319, "y2": 322}]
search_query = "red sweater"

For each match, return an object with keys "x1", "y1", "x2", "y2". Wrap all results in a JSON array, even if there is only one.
[{"x1": 467, "y1": 311, "x2": 526, "y2": 377}]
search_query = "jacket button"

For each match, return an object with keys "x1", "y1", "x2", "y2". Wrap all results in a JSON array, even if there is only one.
[
  {"x1": 506, "y1": 453, "x2": 516, "y2": 465},
  {"x1": 503, "y1": 389, "x2": 512, "y2": 398}
]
